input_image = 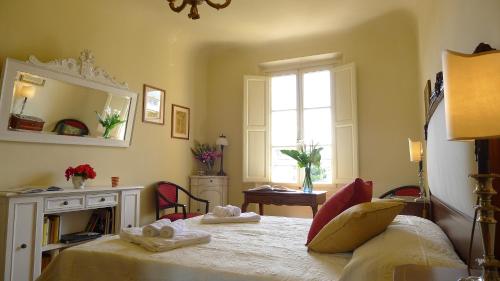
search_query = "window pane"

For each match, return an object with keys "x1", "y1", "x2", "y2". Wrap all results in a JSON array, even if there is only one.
[
  {"x1": 303, "y1": 70, "x2": 331, "y2": 109},
  {"x1": 303, "y1": 108, "x2": 332, "y2": 145},
  {"x1": 271, "y1": 74, "x2": 297, "y2": 110},
  {"x1": 271, "y1": 147, "x2": 297, "y2": 183},
  {"x1": 272, "y1": 110, "x2": 297, "y2": 146},
  {"x1": 312, "y1": 161, "x2": 332, "y2": 183},
  {"x1": 312, "y1": 145, "x2": 332, "y2": 183}
]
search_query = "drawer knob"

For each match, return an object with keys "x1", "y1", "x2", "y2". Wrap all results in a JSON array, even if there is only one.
[
  {"x1": 127, "y1": 224, "x2": 132, "y2": 228},
  {"x1": 100, "y1": 198, "x2": 106, "y2": 202},
  {"x1": 210, "y1": 180, "x2": 213, "y2": 183},
  {"x1": 20, "y1": 243, "x2": 27, "y2": 249},
  {"x1": 63, "y1": 201, "x2": 69, "y2": 205}
]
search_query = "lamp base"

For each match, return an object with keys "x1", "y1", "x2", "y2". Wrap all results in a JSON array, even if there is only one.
[{"x1": 469, "y1": 174, "x2": 500, "y2": 281}]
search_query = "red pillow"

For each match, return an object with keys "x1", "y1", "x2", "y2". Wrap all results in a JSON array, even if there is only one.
[{"x1": 306, "y1": 178, "x2": 373, "y2": 245}]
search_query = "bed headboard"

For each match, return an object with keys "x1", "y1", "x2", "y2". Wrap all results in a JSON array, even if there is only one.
[{"x1": 426, "y1": 99, "x2": 482, "y2": 264}]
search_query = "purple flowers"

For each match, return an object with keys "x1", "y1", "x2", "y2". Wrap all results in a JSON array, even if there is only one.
[{"x1": 191, "y1": 141, "x2": 221, "y2": 170}]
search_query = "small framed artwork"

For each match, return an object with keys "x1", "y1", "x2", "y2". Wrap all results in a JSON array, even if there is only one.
[
  {"x1": 171, "y1": 104, "x2": 190, "y2": 140},
  {"x1": 424, "y1": 79, "x2": 431, "y2": 117},
  {"x1": 143, "y1": 84, "x2": 166, "y2": 125}
]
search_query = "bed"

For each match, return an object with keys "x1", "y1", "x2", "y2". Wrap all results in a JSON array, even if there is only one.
[
  {"x1": 37, "y1": 213, "x2": 464, "y2": 281},
  {"x1": 37, "y1": 96, "x2": 481, "y2": 281}
]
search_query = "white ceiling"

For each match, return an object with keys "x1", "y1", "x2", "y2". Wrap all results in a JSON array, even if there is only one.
[{"x1": 160, "y1": 0, "x2": 417, "y2": 45}]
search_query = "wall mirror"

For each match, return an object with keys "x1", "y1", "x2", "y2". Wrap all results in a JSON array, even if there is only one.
[{"x1": 0, "y1": 50, "x2": 138, "y2": 147}]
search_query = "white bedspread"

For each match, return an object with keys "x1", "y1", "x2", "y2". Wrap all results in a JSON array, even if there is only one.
[{"x1": 37, "y1": 216, "x2": 351, "y2": 281}]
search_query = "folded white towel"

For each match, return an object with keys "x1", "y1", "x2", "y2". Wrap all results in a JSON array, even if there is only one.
[
  {"x1": 159, "y1": 219, "x2": 186, "y2": 238},
  {"x1": 142, "y1": 219, "x2": 171, "y2": 237},
  {"x1": 213, "y1": 205, "x2": 242, "y2": 217},
  {"x1": 120, "y1": 227, "x2": 211, "y2": 252},
  {"x1": 201, "y1": 212, "x2": 261, "y2": 224}
]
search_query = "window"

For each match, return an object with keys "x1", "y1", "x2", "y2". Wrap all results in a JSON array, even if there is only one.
[
  {"x1": 243, "y1": 62, "x2": 358, "y2": 185},
  {"x1": 270, "y1": 69, "x2": 333, "y2": 184}
]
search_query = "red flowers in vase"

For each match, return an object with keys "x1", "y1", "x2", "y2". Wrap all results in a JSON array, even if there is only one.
[{"x1": 65, "y1": 164, "x2": 96, "y2": 181}]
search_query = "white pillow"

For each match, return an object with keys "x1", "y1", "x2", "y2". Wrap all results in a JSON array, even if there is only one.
[{"x1": 339, "y1": 215, "x2": 465, "y2": 281}]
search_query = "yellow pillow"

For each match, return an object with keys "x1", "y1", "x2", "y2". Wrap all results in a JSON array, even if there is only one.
[{"x1": 307, "y1": 200, "x2": 405, "y2": 253}]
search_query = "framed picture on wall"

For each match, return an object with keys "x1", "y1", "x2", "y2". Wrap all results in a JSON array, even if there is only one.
[
  {"x1": 143, "y1": 84, "x2": 166, "y2": 125},
  {"x1": 171, "y1": 104, "x2": 190, "y2": 140},
  {"x1": 424, "y1": 79, "x2": 431, "y2": 117}
]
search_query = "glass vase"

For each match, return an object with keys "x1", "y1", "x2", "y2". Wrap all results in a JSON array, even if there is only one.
[
  {"x1": 103, "y1": 127, "x2": 111, "y2": 139},
  {"x1": 303, "y1": 167, "x2": 313, "y2": 193},
  {"x1": 205, "y1": 162, "x2": 214, "y2": 175}
]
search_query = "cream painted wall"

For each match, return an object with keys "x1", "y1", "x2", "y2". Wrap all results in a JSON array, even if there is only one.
[
  {"x1": 416, "y1": 0, "x2": 500, "y2": 125},
  {"x1": 0, "y1": 0, "x2": 209, "y2": 225},
  {"x1": 205, "y1": 10, "x2": 422, "y2": 218},
  {"x1": 416, "y1": 0, "x2": 500, "y2": 215}
]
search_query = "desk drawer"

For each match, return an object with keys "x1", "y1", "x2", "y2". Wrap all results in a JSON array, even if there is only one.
[
  {"x1": 86, "y1": 193, "x2": 118, "y2": 208},
  {"x1": 45, "y1": 196, "x2": 85, "y2": 213},
  {"x1": 195, "y1": 178, "x2": 226, "y2": 186}
]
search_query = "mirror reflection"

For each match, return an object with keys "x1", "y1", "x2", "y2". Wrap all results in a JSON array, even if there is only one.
[{"x1": 9, "y1": 72, "x2": 131, "y2": 140}]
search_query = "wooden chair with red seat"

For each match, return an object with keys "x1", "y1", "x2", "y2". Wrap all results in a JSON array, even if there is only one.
[
  {"x1": 378, "y1": 185, "x2": 421, "y2": 199},
  {"x1": 155, "y1": 181, "x2": 210, "y2": 221}
]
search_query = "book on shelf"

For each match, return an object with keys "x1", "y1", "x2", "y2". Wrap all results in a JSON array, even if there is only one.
[
  {"x1": 42, "y1": 217, "x2": 49, "y2": 246},
  {"x1": 49, "y1": 215, "x2": 61, "y2": 244},
  {"x1": 42, "y1": 215, "x2": 61, "y2": 245},
  {"x1": 85, "y1": 208, "x2": 114, "y2": 234}
]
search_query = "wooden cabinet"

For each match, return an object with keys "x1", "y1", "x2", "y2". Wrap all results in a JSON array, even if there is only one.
[
  {"x1": 120, "y1": 190, "x2": 141, "y2": 229},
  {"x1": 389, "y1": 196, "x2": 429, "y2": 218},
  {"x1": 0, "y1": 186, "x2": 142, "y2": 281},
  {"x1": 3, "y1": 197, "x2": 43, "y2": 281},
  {"x1": 189, "y1": 176, "x2": 228, "y2": 213}
]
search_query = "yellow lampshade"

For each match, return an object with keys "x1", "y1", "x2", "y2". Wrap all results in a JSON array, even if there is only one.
[
  {"x1": 408, "y1": 138, "x2": 422, "y2": 162},
  {"x1": 17, "y1": 85, "x2": 36, "y2": 99},
  {"x1": 442, "y1": 50, "x2": 500, "y2": 140}
]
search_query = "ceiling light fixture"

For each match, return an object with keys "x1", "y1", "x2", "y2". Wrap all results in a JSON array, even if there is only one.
[{"x1": 167, "y1": 0, "x2": 231, "y2": 20}]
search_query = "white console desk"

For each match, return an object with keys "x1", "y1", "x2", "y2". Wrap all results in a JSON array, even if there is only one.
[{"x1": 0, "y1": 186, "x2": 142, "y2": 281}]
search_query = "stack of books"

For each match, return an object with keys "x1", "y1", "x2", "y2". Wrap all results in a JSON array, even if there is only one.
[
  {"x1": 85, "y1": 208, "x2": 115, "y2": 235},
  {"x1": 42, "y1": 215, "x2": 61, "y2": 246}
]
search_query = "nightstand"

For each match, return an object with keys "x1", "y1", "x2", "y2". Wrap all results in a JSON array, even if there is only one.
[
  {"x1": 393, "y1": 265, "x2": 476, "y2": 281},
  {"x1": 390, "y1": 196, "x2": 429, "y2": 218},
  {"x1": 189, "y1": 176, "x2": 228, "y2": 213}
]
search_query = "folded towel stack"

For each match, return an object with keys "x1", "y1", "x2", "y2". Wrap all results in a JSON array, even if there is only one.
[
  {"x1": 142, "y1": 219, "x2": 186, "y2": 238},
  {"x1": 213, "y1": 205, "x2": 242, "y2": 217},
  {"x1": 160, "y1": 219, "x2": 186, "y2": 238},
  {"x1": 120, "y1": 227, "x2": 210, "y2": 252},
  {"x1": 201, "y1": 212, "x2": 261, "y2": 224},
  {"x1": 142, "y1": 219, "x2": 172, "y2": 237}
]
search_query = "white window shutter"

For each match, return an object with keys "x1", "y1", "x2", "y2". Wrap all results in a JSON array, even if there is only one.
[
  {"x1": 332, "y1": 63, "x2": 359, "y2": 184},
  {"x1": 243, "y1": 75, "x2": 270, "y2": 182}
]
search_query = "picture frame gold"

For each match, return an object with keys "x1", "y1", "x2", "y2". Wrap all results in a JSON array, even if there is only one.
[
  {"x1": 424, "y1": 79, "x2": 431, "y2": 117},
  {"x1": 171, "y1": 104, "x2": 190, "y2": 140},
  {"x1": 143, "y1": 84, "x2": 165, "y2": 125}
]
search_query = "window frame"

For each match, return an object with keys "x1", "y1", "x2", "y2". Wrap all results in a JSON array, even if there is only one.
[{"x1": 269, "y1": 65, "x2": 335, "y2": 187}]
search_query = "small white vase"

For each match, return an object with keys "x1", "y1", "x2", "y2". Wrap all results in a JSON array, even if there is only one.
[{"x1": 72, "y1": 176, "x2": 85, "y2": 189}]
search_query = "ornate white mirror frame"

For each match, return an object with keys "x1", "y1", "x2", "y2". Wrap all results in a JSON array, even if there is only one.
[{"x1": 0, "y1": 50, "x2": 138, "y2": 147}]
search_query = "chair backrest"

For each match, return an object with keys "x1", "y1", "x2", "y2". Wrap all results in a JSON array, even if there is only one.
[
  {"x1": 156, "y1": 182, "x2": 179, "y2": 210},
  {"x1": 379, "y1": 185, "x2": 420, "y2": 199}
]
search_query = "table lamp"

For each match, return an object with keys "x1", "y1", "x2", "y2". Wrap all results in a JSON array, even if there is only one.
[
  {"x1": 216, "y1": 134, "x2": 229, "y2": 176},
  {"x1": 408, "y1": 138, "x2": 426, "y2": 202},
  {"x1": 442, "y1": 48, "x2": 500, "y2": 281},
  {"x1": 17, "y1": 85, "x2": 36, "y2": 115}
]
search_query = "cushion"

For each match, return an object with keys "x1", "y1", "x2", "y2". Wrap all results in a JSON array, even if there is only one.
[
  {"x1": 306, "y1": 178, "x2": 373, "y2": 244},
  {"x1": 161, "y1": 213, "x2": 200, "y2": 221},
  {"x1": 338, "y1": 215, "x2": 465, "y2": 281},
  {"x1": 308, "y1": 200, "x2": 404, "y2": 253}
]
